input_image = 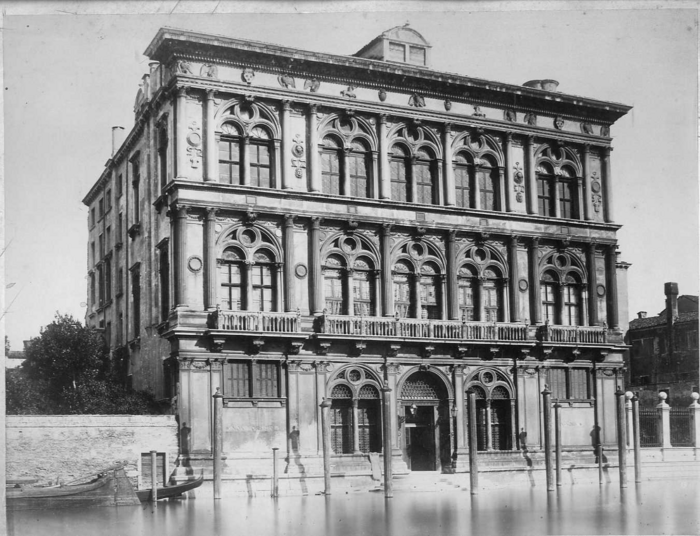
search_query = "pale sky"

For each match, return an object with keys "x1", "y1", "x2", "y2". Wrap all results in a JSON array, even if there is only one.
[{"x1": 3, "y1": 2, "x2": 698, "y2": 350}]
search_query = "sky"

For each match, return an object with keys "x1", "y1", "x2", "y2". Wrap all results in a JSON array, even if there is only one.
[{"x1": 2, "y1": 2, "x2": 698, "y2": 350}]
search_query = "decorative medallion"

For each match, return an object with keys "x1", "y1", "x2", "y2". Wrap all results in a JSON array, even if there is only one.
[
  {"x1": 591, "y1": 181, "x2": 601, "y2": 193},
  {"x1": 241, "y1": 68, "x2": 255, "y2": 85},
  {"x1": 341, "y1": 86, "x2": 357, "y2": 99},
  {"x1": 378, "y1": 88, "x2": 387, "y2": 102},
  {"x1": 186, "y1": 122, "x2": 203, "y2": 168},
  {"x1": 291, "y1": 134, "x2": 306, "y2": 178},
  {"x1": 200, "y1": 63, "x2": 218, "y2": 78},
  {"x1": 444, "y1": 99, "x2": 452, "y2": 111},
  {"x1": 304, "y1": 78, "x2": 321, "y2": 92},
  {"x1": 176, "y1": 60, "x2": 193, "y2": 75},
  {"x1": 278, "y1": 74, "x2": 296, "y2": 89},
  {"x1": 409, "y1": 93, "x2": 426, "y2": 107},
  {"x1": 188, "y1": 256, "x2": 203, "y2": 273},
  {"x1": 295, "y1": 263, "x2": 308, "y2": 279},
  {"x1": 504, "y1": 109, "x2": 517, "y2": 122},
  {"x1": 472, "y1": 106, "x2": 486, "y2": 118},
  {"x1": 524, "y1": 113, "x2": 537, "y2": 126},
  {"x1": 596, "y1": 284, "x2": 606, "y2": 297},
  {"x1": 554, "y1": 116, "x2": 565, "y2": 130},
  {"x1": 581, "y1": 122, "x2": 593, "y2": 135},
  {"x1": 519, "y1": 279, "x2": 529, "y2": 292},
  {"x1": 600, "y1": 125, "x2": 610, "y2": 137},
  {"x1": 513, "y1": 163, "x2": 524, "y2": 184}
]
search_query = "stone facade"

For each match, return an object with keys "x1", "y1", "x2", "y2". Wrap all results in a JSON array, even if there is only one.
[{"x1": 82, "y1": 26, "x2": 631, "y2": 479}]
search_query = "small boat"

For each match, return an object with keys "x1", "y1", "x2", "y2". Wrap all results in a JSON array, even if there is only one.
[
  {"x1": 136, "y1": 472, "x2": 204, "y2": 502},
  {"x1": 7, "y1": 466, "x2": 141, "y2": 510}
]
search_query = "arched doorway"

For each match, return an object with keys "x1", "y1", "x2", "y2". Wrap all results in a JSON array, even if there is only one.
[
  {"x1": 466, "y1": 369, "x2": 515, "y2": 451},
  {"x1": 400, "y1": 370, "x2": 452, "y2": 471}
]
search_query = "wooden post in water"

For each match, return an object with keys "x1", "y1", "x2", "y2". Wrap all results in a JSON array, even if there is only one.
[
  {"x1": 554, "y1": 402, "x2": 562, "y2": 487},
  {"x1": 381, "y1": 384, "x2": 394, "y2": 499},
  {"x1": 150, "y1": 450, "x2": 158, "y2": 505},
  {"x1": 467, "y1": 389, "x2": 478, "y2": 495},
  {"x1": 542, "y1": 386, "x2": 554, "y2": 492},
  {"x1": 271, "y1": 447, "x2": 279, "y2": 498},
  {"x1": 213, "y1": 387, "x2": 224, "y2": 499},
  {"x1": 320, "y1": 398, "x2": 332, "y2": 495},
  {"x1": 632, "y1": 393, "x2": 641, "y2": 483},
  {"x1": 598, "y1": 444, "x2": 603, "y2": 484},
  {"x1": 616, "y1": 387, "x2": 627, "y2": 488}
]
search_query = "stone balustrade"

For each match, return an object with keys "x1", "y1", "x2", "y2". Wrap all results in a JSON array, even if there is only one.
[
  {"x1": 212, "y1": 309, "x2": 301, "y2": 333},
  {"x1": 538, "y1": 323, "x2": 608, "y2": 344}
]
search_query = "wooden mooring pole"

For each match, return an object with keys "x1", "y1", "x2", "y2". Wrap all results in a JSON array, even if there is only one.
[
  {"x1": 467, "y1": 389, "x2": 478, "y2": 495},
  {"x1": 213, "y1": 387, "x2": 224, "y2": 499},
  {"x1": 381, "y1": 385, "x2": 393, "y2": 499},
  {"x1": 616, "y1": 387, "x2": 627, "y2": 489},
  {"x1": 271, "y1": 448, "x2": 279, "y2": 498},
  {"x1": 554, "y1": 402, "x2": 562, "y2": 487},
  {"x1": 150, "y1": 450, "x2": 158, "y2": 505},
  {"x1": 632, "y1": 393, "x2": 641, "y2": 483},
  {"x1": 320, "y1": 398, "x2": 332, "y2": 495},
  {"x1": 542, "y1": 387, "x2": 554, "y2": 492}
]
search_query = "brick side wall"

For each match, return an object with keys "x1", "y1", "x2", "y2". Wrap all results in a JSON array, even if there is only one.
[{"x1": 6, "y1": 415, "x2": 179, "y2": 487}]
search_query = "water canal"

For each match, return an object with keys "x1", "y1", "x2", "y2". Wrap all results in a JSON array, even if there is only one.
[{"x1": 8, "y1": 478, "x2": 699, "y2": 536}]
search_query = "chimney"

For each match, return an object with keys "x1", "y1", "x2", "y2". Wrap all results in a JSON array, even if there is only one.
[
  {"x1": 111, "y1": 126, "x2": 126, "y2": 156},
  {"x1": 637, "y1": 311, "x2": 647, "y2": 319},
  {"x1": 664, "y1": 282, "x2": 679, "y2": 325}
]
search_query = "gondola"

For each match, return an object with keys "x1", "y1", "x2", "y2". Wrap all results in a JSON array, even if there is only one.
[{"x1": 136, "y1": 472, "x2": 204, "y2": 502}]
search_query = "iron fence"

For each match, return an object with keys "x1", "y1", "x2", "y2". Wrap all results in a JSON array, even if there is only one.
[
  {"x1": 638, "y1": 408, "x2": 659, "y2": 447},
  {"x1": 670, "y1": 407, "x2": 692, "y2": 447}
]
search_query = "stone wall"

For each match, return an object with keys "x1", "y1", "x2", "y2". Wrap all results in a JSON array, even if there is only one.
[{"x1": 6, "y1": 415, "x2": 179, "y2": 487}]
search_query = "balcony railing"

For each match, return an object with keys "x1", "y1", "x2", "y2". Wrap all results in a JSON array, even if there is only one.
[
  {"x1": 537, "y1": 324, "x2": 607, "y2": 344},
  {"x1": 319, "y1": 315, "x2": 529, "y2": 342},
  {"x1": 212, "y1": 309, "x2": 301, "y2": 333}
]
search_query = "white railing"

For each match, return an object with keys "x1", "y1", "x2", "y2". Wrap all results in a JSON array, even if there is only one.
[
  {"x1": 213, "y1": 309, "x2": 301, "y2": 333},
  {"x1": 539, "y1": 324, "x2": 607, "y2": 344}
]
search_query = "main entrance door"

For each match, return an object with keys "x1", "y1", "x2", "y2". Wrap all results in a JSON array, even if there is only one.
[{"x1": 405, "y1": 405, "x2": 437, "y2": 471}]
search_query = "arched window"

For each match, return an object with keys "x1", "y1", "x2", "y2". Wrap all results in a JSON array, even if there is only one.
[
  {"x1": 419, "y1": 262, "x2": 442, "y2": 319},
  {"x1": 219, "y1": 124, "x2": 242, "y2": 185},
  {"x1": 562, "y1": 273, "x2": 581, "y2": 326},
  {"x1": 541, "y1": 271, "x2": 558, "y2": 323},
  {"x1": 558, "y1": 167, "x2": 578, "y2": 219},
  {"x1": 393, "y1": 261, "x2": 414, "y2": 318},
  {"x1": 357, "y1": 384, "x2": 381, "y2": 453},
  {"x1": 414, "y1": 148, "x2": 437, "y2": 205},
  {"x1": 323, "y1": 255, "x2": 346, "y2": 314},
  {"x1": 220, "y1": 247, "x2": 244, "y2": 310},
  {"x1": 330, "y1": 383, "x2": 353, "y2": 454},
  {"x1": 249, "y1": 127, "x2": 272, "y2": 188},
  {"x1": 537, "y1": 163, "x2": 556, "y2": 217},
  {"x1": 250, "y1": 249, "x2": 275, "y2": 312},
  {"x1": 353, "y1": 257, "x2": 376, "y2": 316},
  {"x1": 482, "y1": 267, "x2": 502, "y2": 322},
  {"x1": 458, "y1": 265, "x2": 476, "y2": 320},
  {"x1": 390, "y1": 145, "x2": 410, "y2": 202},
  {"x1": 348, "y1": 139, "x2": 370, "y2": 198},
  {"x1": 321, "y1": 137, "x2": 341, "y2": 195},
  {"x1": 453, "y1": 153, "x2": 471, "y2": 208},
  {"x1": 477, "y1": 159, "x2": 499, "y2": 211}
]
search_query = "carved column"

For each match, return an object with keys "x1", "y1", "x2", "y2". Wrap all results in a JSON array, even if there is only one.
[
  {"x1": 529, "y1": 237, "x2": 541, "y2": 324},
  {"x1": 485, "y1": 399, "x2": 493, "y2": 451},
  {"x1": 307, "y1": 104, "x2": 320, "y2": 192},
  {"x1": 435, "y1": 159, "x2": 444, "y2": 206},
  {"x1": 525, "y1": 136, "x2": 537, "y2": 215},
  {"x1": 602, "y1": 147, "x2": 614, "y2": 222},
  {"x1": 473, "y1": 166, "x2": 481, "y2": 210},
  {"x1": 241, "y1": 136, "x2": 251, "y2": 186},
  {"x1": 606, "y1": 244, "x2": 619, "y2": 329},
  {"x1": 283, "y1": 215, "x2": 296, "y2": 312},
  {"x1": 204, "y1": 208, "x2": 218, "y2": 310},
  {"x1": 352, "y1": 399, "x2": 361, "y2": 454},
  {"x1": 371, "y1": 151, "x2": 379, "y2": 199},
  {"x1": 576, "y1": 177, "x2": 585, "y2": 221},
  {"x1": 443, "y1": 124, "x2": 455, "y2": 206},
  {"x1": 173, "y1": 205, "x2": 189, "y2": 307},
  {"x1": 378, "y1": 115, "x2": 390, "y2": 200},
  {"x1": 501, "y1": 279, "x2": 510, "y2": 324},
  {"x1": 244, "y1": 261, "x2": 254, "y2": 311},
  {"x1": 345, "y1": 268, "x2": 355, "y2": 315},
  {"x1": 498, "y1": 167, "x2": 507, "y2": 212},
  {"x1": 504, "y1": 133, "x2": 514, "y2": 212},
  {"x1": 476, "y1": 277, "x2": 485, "y2": 321},
  {"x1": 413, "y1": 273, "x2": 422, "y2": 319},
  {"x1": 580, "y1": 283, "x2": 589, "y2": 326},
  {"x1": 175, "y1": 87, "x2": 188, "y2": 178},
  {"x1": 553, "y1": 177, "x2": 561, "y2": 219},
  {"x1": 508, "y1": 235, "x2": 519, "y2": 322},
  {"x1": 587, "y1": 243, "x2": 599, "y2": 326},
  {"x1": 341, "y1": 148, "x2": 351, "y2": 196},
  {"x1": 453, "y1": 366, "x2": 468, "y2": 456},
  {"x1": 280, "y1": 100, "x2": 291, "y2": 190},
  {"x1": 409, "y1": 156, "x2": 418, "y2": 204},
  {"x1": 204, "y1": 90, "x2": 217, "y2": 182},
  {"x1": 582, "y1": 145, "x2": 593, "y2": 220},
  {"x1": 381, "y1": 224, "x2": 394, "y2": 316},
  {"x1": 275, "y1": 263, "x2": 283, "y2": 312},
  {"x1": 310, "y1": 217, "x2": 323, "y2": 314},
  {"x1": 446, "y1": 230, "x2": 459, "y2": 320}
]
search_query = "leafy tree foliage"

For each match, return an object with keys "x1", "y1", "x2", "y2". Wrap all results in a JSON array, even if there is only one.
[{"x1": 6, "y1": 313, "x2": 160, "y2": 415}]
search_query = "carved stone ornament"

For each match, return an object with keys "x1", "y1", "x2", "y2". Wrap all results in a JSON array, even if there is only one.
[
  {"x1": 592, "y1": 193, "x2": 602, "y2": 213},
  {"x1": 596, "y1": 284, "x2": 606, "y2": 297},
  {"x1": 317, "y1": 342, "x2": 332, "y2": 356},
  {"x1": 176, "y1": 60, "x2": 193, "y2": 75},
  {"x1": 504, "y1": 109, "x2": 517, "y2": 122},
  {"x1": 288, "y1": 341, "x2": 304, "y2": 355},
  {"x1": 554, "y1": 116, "x2": 565, "y2": 130},
  {"x1": 409, "y1": 93, "x2": 426, "y2": 107},
  {"x1": 187, "y1": 122, "x2": 203, "y2": 168},
  {"x1": 278, "y1": 74, "x2": 296, "y2": 89},
  {"x1": 513, "y1": 163, "x2": 524, "y2": 184},
  {"x1": 188, "y1": 256, "x2": 203, "y2": 273},
  {"x1": 304, "y1": 78, "x2": 321, "y2": 92},
  {"x1": 378, "y1": 88, "x2": 387, "y2": 102},
  {"x1": 600, "y1": 125, "x2": 610, "y2": 137},
  {"x1": 341, "y1": 86, "x2": 357, "y2": 99},
  {"x1": 294, "y1": 263, "x2": 308, "y2": 278},
  {"x1": 519, "y1": 279, "x2": 529, "y2": 292},
  {"x1": 200, "y1": 63, "x2": 218, "y2": 78},
  {"x1": 444, "y1": 99, "x2": 452, "y2": 111},
  {"x1": 581, "y1": 122, "x2": 593, "y2": 135},
  {"x1": 591, "y1": 180, "x2": 601, "y2": 194},
  {"x1": 191, "y1": 360, "x2": 208, "y2": 370},
  {"x1": 241, "y1": 68, "x2": 255, "y2": 85},
  {"x1": 524, "y1": 113, "x2": 537, "y2": 126},
  {"x1": 472, "y1": 106, "x2": 486, "y2": 118}
]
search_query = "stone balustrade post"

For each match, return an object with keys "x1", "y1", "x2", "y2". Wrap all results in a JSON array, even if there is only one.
[
  {"x1": 656, "y1": 392, "x2": 671, "y2": 448},
  {"x1": 690, "y1": 392, "x2": 700, "y2": 447}
]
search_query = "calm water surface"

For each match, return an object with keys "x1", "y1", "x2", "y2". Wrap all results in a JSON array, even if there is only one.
[{"x1": 8, "y1": 479, "x2": 700, "y2": 536}]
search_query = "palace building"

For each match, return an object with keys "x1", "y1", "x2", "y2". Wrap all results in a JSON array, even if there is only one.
[{"x1": 83, "y1": 25, "x2": 631, "y2": 482}]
